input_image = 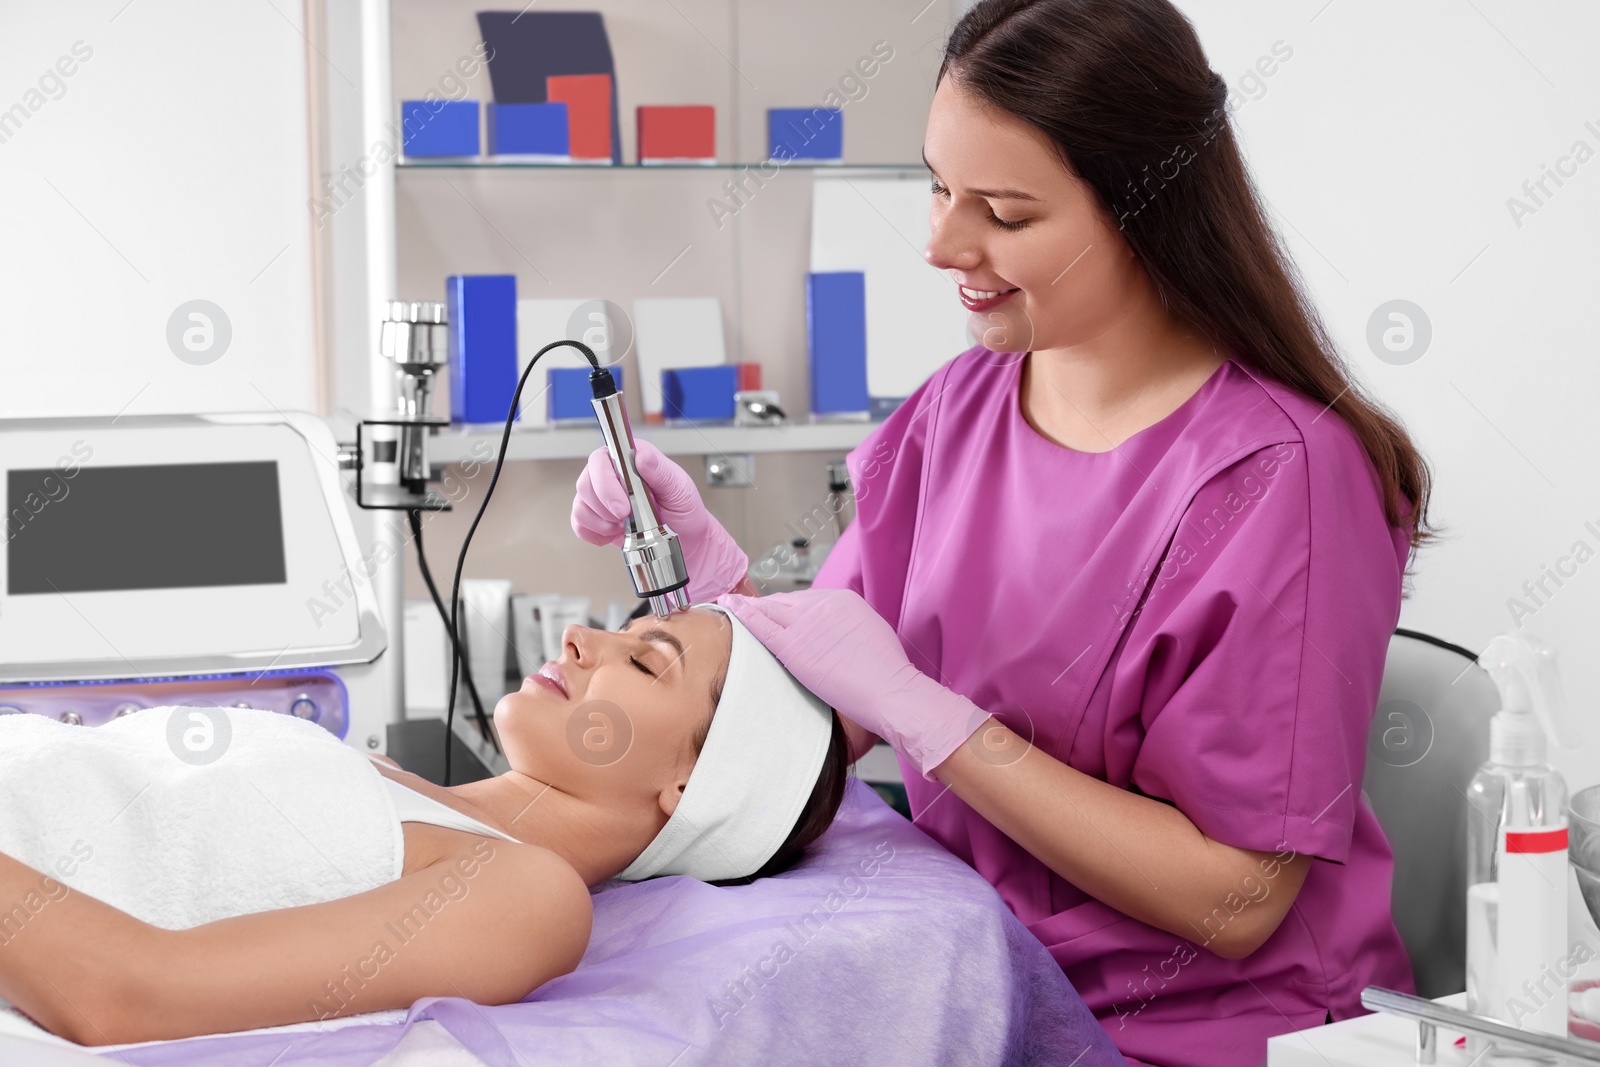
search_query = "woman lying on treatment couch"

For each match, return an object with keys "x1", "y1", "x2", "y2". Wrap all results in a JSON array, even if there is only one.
[{"x1": 0, "y1": 604, "x2": 850, "y2": 1045}]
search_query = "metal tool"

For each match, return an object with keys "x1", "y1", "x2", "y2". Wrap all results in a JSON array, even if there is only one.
[
  {"x1": 345, "y1": 300, "x2": 451, "y2": 512},
  {"x1": 734, "y1": 389, "x2": 786, "y2": 427},
  {"x1": 385, "y1": 300, "x2": 449, "y2": 495},
  {"x1": 341, "y1": 299, "x2": 501, "y2": 771},
  {"x1": 588, "y1": 367, "x2": 690, "y2": 617},
  {"x1": 1360, "y1": 986, "x2": 1600, "y2": 1064}
]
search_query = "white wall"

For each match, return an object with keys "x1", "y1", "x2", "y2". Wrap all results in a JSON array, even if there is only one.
[
  {"x1": 1177, "y1": 0, "x2": 1600, "y2": 791},
  {"x1": 0, "y1": 0, "x2": 318, "y2": 418}
]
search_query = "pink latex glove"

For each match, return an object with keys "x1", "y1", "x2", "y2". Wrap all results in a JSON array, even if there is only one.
[
  {"x1": 572, "y1": 440, "x2": 750, "y2": 605},
  {"x1": 715, "y1": 588, "x2": 990, "y2": 781}
]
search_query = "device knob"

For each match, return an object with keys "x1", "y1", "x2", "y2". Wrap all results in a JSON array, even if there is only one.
[
  {"x1": 59, "y1": 710, "x2": 83, "y2": 725},
  {"x1": 289, "y1": 696, "x2": 319, "y2": 721}
]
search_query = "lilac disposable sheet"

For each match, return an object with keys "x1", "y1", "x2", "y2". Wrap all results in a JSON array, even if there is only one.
[{"x1": 96, "y1": 780, "x2": 1122, "y2": 1066}]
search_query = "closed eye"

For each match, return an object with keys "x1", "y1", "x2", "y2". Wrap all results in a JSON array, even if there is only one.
[{"x1": 622, "y1": 619, "x2": 685, "y2": 681}]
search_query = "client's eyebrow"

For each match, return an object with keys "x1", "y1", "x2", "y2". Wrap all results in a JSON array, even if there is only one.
[{"x1": 625, "y1": 617, "x2": 687, "y2": 678}]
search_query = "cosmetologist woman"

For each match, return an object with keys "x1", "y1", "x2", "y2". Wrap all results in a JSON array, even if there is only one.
[{"x1": 574, "y1": 1, "x2": 1436, "y2": 1063}]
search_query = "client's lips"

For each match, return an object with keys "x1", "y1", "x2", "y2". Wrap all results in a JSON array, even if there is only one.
[{"x1": 528, "y1": 663, "x2": 569, "y2": 699}]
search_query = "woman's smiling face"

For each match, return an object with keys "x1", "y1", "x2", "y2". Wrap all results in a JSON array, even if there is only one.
[
  {"x1": 493, "y1": 606, "x2": 732, "y2": 819},
  {"x1": 921, "y1": 72, "x2": 1146, "y2": 356}
]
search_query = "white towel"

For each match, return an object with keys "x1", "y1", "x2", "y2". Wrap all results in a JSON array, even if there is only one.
[{"x1": 0, "y1": 706, "x2": 403, "y2": 931}]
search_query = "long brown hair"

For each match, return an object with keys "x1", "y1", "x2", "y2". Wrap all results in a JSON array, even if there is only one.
[
  {"x1": 707, "y1": 712, "x2": 851, "y2": 887},
  {"x1": 942, "y1": 0, "x2": 1437, "y2": 571}
]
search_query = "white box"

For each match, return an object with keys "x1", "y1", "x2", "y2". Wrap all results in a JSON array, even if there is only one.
[
  {"x1": 631, "y1": 297, "x2": 727, "y2": 417},
  {"x1": 517, "y1": 298, "x2": 619, "y2": 427},
  {"x1": 403, "y1": 599, "x2": 449, "y2": 716}
]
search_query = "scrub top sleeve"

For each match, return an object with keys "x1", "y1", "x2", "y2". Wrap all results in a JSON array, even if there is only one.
[
  {"x1": 810, "y1": 358, "x2": 952, "y2": 628},
  {"x1": 1126, "y1": 439, "x2": 1401, "y2": 864}
]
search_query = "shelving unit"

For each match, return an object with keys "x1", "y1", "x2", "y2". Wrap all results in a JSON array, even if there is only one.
[
  {"x1": 383, "y1": 156, "x2": 933, "y2": 454},
  {"x1": 395, "y1": 160, "x2": 924, "y2": 172},
  {"x1": 383, "y1": 158, "x2": 920, "y2": 458},
  {"x1": 427, "y1": 419, "x2": 873, "y2": 464},
  {"x1": 362, "y1": 0, "x2": 955, "y2": 458}
]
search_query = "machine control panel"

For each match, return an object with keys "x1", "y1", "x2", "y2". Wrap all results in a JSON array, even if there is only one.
[{"x1": 0, "y1": 670, "x2": 349, "y2": 738}]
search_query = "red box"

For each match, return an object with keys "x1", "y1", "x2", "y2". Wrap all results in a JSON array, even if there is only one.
[
  {"x1": 636, "y1": 105, "x2": 715, "y2": 162},
  {"x1": 547, "y1": 73, "x2": 613, "y2": 161},
  {"x1": 735, "y1": 362, "x2": 762, "y2": 391}
]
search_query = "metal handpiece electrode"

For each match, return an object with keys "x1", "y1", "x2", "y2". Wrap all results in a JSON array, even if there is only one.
[{"x1": 588, "y1": 367, "x2": 690, "y2": 617}]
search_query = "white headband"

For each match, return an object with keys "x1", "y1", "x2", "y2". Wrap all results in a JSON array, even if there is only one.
[{"x1": 615, "y1": 604, "x2": 834, "y2": 883}]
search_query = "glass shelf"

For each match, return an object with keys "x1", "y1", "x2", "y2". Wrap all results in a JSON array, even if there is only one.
[
  {"x1": 426, "y1": 420, "x2": 877, "y2": 463},
  {"x1": 396, "y1": 158, "x2": 926, "y2": 172}
]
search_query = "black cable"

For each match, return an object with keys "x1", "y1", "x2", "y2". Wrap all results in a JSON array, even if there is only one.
[
  {"x1": 407, "y1": 508, "x2": 497, "y2": 755},
  {"x1": 1393, "y1": 627, "x2": 1479, "y2": 664},
  {"x1": 443, "y1": 339, "x2": 600, "y2": 785}
]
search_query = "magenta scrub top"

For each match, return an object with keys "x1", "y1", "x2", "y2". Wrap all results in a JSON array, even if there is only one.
[{"x1": 813, "y1": 347, "x2": 1416, "y2": 1067}]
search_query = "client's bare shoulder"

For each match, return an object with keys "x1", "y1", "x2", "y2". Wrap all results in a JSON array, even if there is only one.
[
  {"x1": 429, "y1": 830, "x2": 594, "y2": 928},
  {"x1": 403, "y1": 817, "x2": 592, "y2": 927},
  {"x1": 368, "y1": 759, "x2": 591, "y2": 934}
]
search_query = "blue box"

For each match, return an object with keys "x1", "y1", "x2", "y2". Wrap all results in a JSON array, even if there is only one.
[
  {"x1": 447, "y1": 275, "x2": 518, "y2": 424},
  {"x1": 768, "y1": 107, "x2": 842, "y2": 161},
  {"x1": 401, "y1": 100, "x2": 480, "y2": 157},
  {"x1": 488, "y1": 102, "x2": 569, "y2": 156},
  {"x1": 550, "y1": 365, "x2": 620, "y2": 422},
  {"x1": 662, "y1": 365, "x2": 737, "y2": 422},
  {"x1": 806, "y1": 272, "x2": 868, "y2": 414}
]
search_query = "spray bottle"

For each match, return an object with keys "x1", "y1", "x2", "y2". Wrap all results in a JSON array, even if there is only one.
[{"x1": 1465, "y1": 633, "x2": 1575, "y2": 1043}]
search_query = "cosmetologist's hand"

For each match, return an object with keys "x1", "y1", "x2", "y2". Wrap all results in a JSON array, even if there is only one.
[
  {"x1": 572, "y1": 440, "x2": 751, "y2": 604},
  {"x1": 714, "y1": 588, "x2": 989, "y2": 780}
]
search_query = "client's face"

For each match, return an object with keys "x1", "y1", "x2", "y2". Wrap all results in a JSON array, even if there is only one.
[{"x1": 494, "y1": 606, "x2": 732, "y2": 819}]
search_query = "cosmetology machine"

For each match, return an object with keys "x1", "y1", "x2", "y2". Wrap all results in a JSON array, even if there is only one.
[{"x1": 0, "y1": 412, "x2": 394, "y2": 750}]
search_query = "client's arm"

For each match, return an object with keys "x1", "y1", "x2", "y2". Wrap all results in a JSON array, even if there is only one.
[{"x1": 0, "y1": 840, "x2": 591, "y2": 1045}]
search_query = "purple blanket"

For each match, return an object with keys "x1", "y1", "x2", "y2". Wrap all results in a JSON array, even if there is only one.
[{"x1": 97, "y1": 780, "x2": 1122, "y2": 1066}]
